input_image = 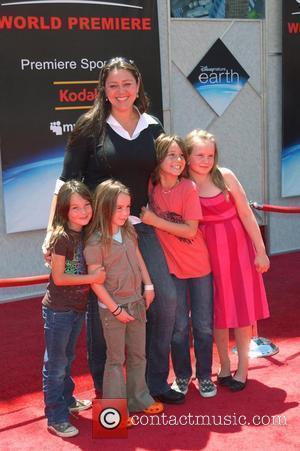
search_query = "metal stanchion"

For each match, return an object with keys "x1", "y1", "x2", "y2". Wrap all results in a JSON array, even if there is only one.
[
  {"x1": 231, "y1": 200, "x2": 300, "y2": 359},
  {"x1": 232, "y1": 323, "x2": 279, "y2": 359}
]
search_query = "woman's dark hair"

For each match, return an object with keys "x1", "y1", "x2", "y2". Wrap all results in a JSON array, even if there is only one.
[{"x1": 69, "y1": 57, "x2": 149, "y2": 145}]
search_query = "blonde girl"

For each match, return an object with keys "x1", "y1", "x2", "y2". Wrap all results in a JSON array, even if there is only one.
[{"x1": 186, "y1": 129, "x2": 270, "y2": 391}]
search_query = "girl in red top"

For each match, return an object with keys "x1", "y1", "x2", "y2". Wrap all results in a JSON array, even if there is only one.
[{"x1": 141, "y1": 134, "x2": 216, "y2": 398}]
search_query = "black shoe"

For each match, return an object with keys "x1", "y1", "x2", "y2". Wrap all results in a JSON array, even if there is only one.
[
  {"x1": 155, "y1": 389, "x2": 185, "y2": 404},
  {"x1": 217, "y1": 375, "x2": 233, "y2": 387},
  {"x1": 229, "y1": 378, "x2": 247, "y2": 392}
]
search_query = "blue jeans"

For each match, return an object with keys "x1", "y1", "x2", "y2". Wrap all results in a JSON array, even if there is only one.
[
  {"x1": 42, "y1": 306, "x2": 85, "y2": 425},
  {"x1": 86, "y1": 290, "x2": 106, "y2": 393},
  {"x1": 135, "y1": 223, "x2": 177, "y2": 396},
  {"x1": 171, "y1": 273, "x2": 214, "y2": 380}
]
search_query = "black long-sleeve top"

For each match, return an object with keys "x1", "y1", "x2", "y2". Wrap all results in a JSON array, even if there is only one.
[{"x1": 60, "y1": 114, "x2": 163, "y2": 217}]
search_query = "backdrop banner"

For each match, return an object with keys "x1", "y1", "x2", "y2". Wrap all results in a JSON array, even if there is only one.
[
  {"x1": 0, "y1": 0, "x2": 162, "y2": 233},
  {"x1": 170, "y1": 0, "x2": 265, "y2": 19},
  {"x1": 282, "y1": 0, "x2": 300, "y2": 197}
]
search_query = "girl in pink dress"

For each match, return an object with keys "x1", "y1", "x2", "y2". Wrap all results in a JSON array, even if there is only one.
[{"x1": 186, "y1": 129, "x2": 270, "y2": 391}]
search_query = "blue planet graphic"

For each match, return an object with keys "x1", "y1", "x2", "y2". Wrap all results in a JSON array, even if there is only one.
[
  {"x1": 281, "y1": 144, "x2": 300, "y2": 197},
  {"x1": 3, "y1": 150, "x2": 64, "y2": 233},
  {"x1": 194, "y1": 81, "x2": 245, "y2": 116}
]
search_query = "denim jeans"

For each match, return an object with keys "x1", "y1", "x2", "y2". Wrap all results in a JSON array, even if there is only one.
[
  {"x1": 42, "y1": 306, "x2": 85, "y2": 425},
  {"x1": 135, "y1": 223, "x2": 177, "y2": 396},
  {"x1": 171, "y1": 273, "x2": 214, "y2": 381},
  {"x1": 86, "y1": 290, "x2": 106, "y2": 393}
]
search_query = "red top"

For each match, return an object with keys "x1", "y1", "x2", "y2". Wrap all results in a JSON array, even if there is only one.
[{"x1": 150, "y1": 178, "x2": 211, "y2": 279}]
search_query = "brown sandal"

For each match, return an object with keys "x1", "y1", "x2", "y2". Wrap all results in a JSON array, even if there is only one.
[{"x1": 143, "y1": 401, "x2": 164, "y2": 415}]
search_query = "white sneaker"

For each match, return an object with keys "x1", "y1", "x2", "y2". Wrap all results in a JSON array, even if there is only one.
[
  {"x1": 48, "y1": 422, "x2": 79, "y2": 437},
  {"x1": 69, "y1": 399, "x2": 92, "y2": 413},
  {"x1": 199, "y1": 379, "x2": 217, "y2": 398},
  {"x1": 171, "y1": 377, "x2": 190, "y2": 395}
]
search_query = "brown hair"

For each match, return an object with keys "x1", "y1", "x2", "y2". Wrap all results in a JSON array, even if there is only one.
[
  {"x1": 185, "y1": 129, "x2": 228, "y2": 194},
  {"x1": 152, "y1": 133, "x2": 188, "y2": 185},
  {"x1": 69, "y1": 57, "x2": 149, "y2": 145},
  {"x1": 86, "y1": 179, "x2": 136, "y2": 251},
  {"x1": 49, "y1": 180, "x2": 92, "y2": 249}
]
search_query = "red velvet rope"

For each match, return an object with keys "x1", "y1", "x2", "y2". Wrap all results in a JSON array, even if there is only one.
[
  {"x1": 250, "y1": 202, "x2": 300, "y2": 213},
  {"x1": 0, "y1": 275, "x2": 49, "y2": 288},
  {"x1": 1, "y1": 201, "x2": 299, "y2": 289}
]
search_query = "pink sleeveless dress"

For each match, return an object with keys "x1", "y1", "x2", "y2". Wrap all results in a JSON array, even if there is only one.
[{"x1": 199, "y1": 192, "x2": 270, "y2": 328}]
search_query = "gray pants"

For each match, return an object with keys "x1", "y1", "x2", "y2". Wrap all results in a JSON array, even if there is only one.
[{"x1": 99, "y1": 301, "x2": 154, "y2": 413}]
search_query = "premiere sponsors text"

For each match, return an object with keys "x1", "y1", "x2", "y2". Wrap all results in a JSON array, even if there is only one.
[{"x1": 21, "y1": 58, "x2": 107, "y2": 72}]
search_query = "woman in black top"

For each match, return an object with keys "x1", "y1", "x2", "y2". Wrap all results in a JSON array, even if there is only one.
[{"x1": 46, "y1": 57, "x2": 183, "y2": 404}]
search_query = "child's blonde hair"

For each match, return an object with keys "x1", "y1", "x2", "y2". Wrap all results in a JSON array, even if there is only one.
[
  {"x1": 152, "y1": 133, "x2": 188, "y2": 185},
  {"x1": 86, "y1": 179, "x2": 136, "y2": 250},
  {"x1": 49, "y1": 180, "x2": 92, "y2": 249},
  {"x1": 185, "y1": 129, "x2": 228, "y2": 195}
]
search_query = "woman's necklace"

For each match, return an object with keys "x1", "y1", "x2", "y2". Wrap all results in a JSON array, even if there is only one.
[{"x1": 161, "y1": 179, "x2": 180, "y2": 194}]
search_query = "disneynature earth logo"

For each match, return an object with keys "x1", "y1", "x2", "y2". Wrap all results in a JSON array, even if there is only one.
[{"x1": 187, "y1": 38, "x2": 249, "y2": 116}]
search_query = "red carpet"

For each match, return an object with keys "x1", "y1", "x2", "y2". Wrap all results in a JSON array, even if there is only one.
[{"x1": 0, "y1": 252, "x2": 300, "y2": 450}]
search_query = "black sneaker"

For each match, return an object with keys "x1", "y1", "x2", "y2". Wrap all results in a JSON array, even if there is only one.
[
  {"x1": 199, "y1": 379, "x2": 217, "y2": 398},
  {"x1": 69, "y1": 399, "x2": 92, "y2": 412},
  {"x1": 155, "y1": 389, "x2": 185, "y2": 404},
  {"x1": 171, "y1": 377, "x2": 190, "y2": 395},
  {"x1": 48, "y1": 422, "x2": 79, "y2": 437}
]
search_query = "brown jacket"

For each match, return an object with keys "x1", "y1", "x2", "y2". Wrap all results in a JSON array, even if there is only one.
[{"x1": 84, "y1": 231, "x2": 143, "y2": 305}]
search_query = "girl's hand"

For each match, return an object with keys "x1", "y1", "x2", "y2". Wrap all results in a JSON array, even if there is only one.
[
  {"x1": 115, "y1": 309, "x2": 135, "y2": 324},
  {"x1": 140, "y1": 207, "x2": 158, "y2": 227},
  {"x1": 254, "y1": 253, "x2": 270, "y2": 273},
  {"x1": 143, "y1": 289, "x2": 155, "y2": 309},
  {"x1": 90, "y1": 266, "x2": 106, "y2": 284}
]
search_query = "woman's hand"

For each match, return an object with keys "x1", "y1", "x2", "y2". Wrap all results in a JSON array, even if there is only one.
[
  {"x1": 254, "y1": 253, "x2": 270, "y2": 273},
  {"x1": 143, "y1": 288, "x2": 155, "y2": 309},
  {"x1": 42, "y1": 231, "x2": 52, "y2": 268},
  {"x1": 140, "y1": 206, "x2": 158, "y2": 227}
]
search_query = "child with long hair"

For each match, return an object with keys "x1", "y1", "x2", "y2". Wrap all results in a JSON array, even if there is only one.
[
  {"x1": 140, "y1": 134, "x2": 216, "y2": 398},
  {"x1": 42, "y1": 180, "x2": 105, "y2": 438},
  {"x1": 185, "y1": 129, "x2": 270, "y2": 391},
  {"x1": 84, "y1": 179, "x2": 164, "y2": 424}
]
